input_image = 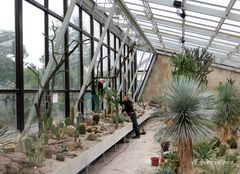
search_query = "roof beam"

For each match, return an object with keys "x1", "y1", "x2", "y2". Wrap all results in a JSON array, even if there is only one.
[
  {"x1": 141, "y1": 0, "x2": 165, "y2": 48},
  {"x1": 206, "y1": 0, "x2": 237, "y2": 49},
  {"x1": 115, "y1": 0, "x2": 155, "y2": 52},
  {"x1": 147, "y1": 0, "x2": 240, "y2": 22},
  {"x1": 135, "y1": 14, "x2": 240, "y2": 43}
]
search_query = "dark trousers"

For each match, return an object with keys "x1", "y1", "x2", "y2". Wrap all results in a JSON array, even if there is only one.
[{"x1": 129, "y1": 112, "x2": 140, "y2": 136}]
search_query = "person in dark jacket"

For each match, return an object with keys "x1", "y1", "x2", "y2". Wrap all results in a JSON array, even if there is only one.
[{"x1": 119, "y1": 95, "x2": 141, "y2": 138}]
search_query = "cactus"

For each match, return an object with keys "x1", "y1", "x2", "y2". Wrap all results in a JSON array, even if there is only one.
[
  {"x1": 64, "y1": 117, "x2": 73, "y2": 126},
  {"x1": 77, "y1": 123, "x2": 86, "y2": 135},
  {"x1": 51, "y1": 124, "x2": 62, "y2": 141},
  {"x1": 93, "y1": 114, "x2": 100, "y2": 125}
]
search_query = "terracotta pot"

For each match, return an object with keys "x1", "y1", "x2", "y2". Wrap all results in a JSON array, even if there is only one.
[{"x1": 151, "y1": 157, "x2": 159, "y2": 166}]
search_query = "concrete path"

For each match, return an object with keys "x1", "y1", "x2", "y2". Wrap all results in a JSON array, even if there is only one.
[{"x1": 88, "y1": 117, "x2": 162, "y2": 174}]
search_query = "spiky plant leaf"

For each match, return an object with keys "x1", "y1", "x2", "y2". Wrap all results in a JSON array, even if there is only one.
[{"x1": 155, "y1": 76, "x2": 216, "y2": 144}]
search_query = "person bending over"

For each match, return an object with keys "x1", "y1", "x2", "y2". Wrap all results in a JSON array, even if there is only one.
[{"x1": 119, "y1": 95, "x2": 141, "y2": 138}]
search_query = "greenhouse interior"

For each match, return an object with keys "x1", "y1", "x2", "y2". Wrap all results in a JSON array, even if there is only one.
[{"x1": 1, "y1": 0, "x2": 240, "y2": 173}]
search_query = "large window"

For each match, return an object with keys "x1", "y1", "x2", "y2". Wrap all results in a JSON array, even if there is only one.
[
  {"x1": 0, "y1": 0, "x2": 15, "y2": 89},
  {"x1": 0, "y1": 0, "x2": 134, "y2": 132},
  {"x1": 23, "y1": 1, "x2": 45, "y2": 89},
  {"x1": 49, "y1": 0, "x2": 63, "y2": 17},
  {"x1": 0, "y1": 94, "x2": 16, "y2": 130},
  {"x1": 69, "y1": 27, "x2": 81, "y2": 90},
  {"x1": 83, "y1": 34, "x2": 92, "y2": 83},
  {"x1": 82, "y1": 11, "x2": 91, "y2": 34}
]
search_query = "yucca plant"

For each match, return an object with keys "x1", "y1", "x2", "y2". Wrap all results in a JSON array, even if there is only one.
[
  {"x1": 213, "y1": 80, "x2": 240, "y2": 142},
  {"x1": 155, "y1": 76, "x2": 216, "y2": 174},
  {"x1": 194, "y1": 141, "x2": 216, "y2": 163}
]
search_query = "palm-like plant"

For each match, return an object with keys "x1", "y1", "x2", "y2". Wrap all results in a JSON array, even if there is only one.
[
  {"x1": 155, "y1": 76, "x2": 216, "y2": 174},
  {"x1": 213, "y1": 80, "x2": 240, "y2": 142},
  {"x1": 171, "y1": 47, "x2": 214, "y2": 85}
]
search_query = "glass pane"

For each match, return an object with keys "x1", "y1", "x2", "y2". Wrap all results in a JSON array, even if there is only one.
[
  {"x1": 102, "y1": 46, "x2": 108, "y2": 76},
  {"x1": 69, "y1": 27, "x2": 80, "y2": 90},
  {"x1": 102, "y1": 26, "x2": 108, "y2": 44},
  {"x1": 83, "y1": 35, "x2": 92, "y2": 82},
  {"x1": 70, "y1": 5, "x2": 79, "y2": 27},
  {"x1": 51, "y1": 93, "x2": 65, "y2": 121},
  {"x1": 23, "y1": 2, "x2": 45, "y2": 89},
  {"x1": 49, "y1": 0, "x2": 63, "y2": 16},
  {"x1": 82, "y1": 10, "x2": 91, "y2": 34},
  {"x1": 35, "y1": 0, "x2": 44, "y2": 5},
  {"x1": 94, "y1": 41, "x2": 101, "y2": 76},
  {"x1": 110, "y1": 50, "x2": 115, "y2": 70},
  {"x1": 94, "y1": 20, "x2": 100, "y2": 39},
  {"x1": 0, "y1": 0, "x2": 15, "y2": 89},
  {"x1": 110, "y1": 32, "x2": 114, "y2": 48},
  {"x1": 116, "y1": 38, "x2": 120, "y2": 51},
  {"x1": 24, "y1": 93, "x2": 38, "y2": 126},
  {"x1": 0, "y1": 94, "x2": 16, "y2": 130}
]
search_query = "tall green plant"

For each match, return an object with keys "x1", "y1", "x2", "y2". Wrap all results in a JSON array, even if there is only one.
[
  {"x1": 171, "y1": 47, "x2": 214, "y2": 85},
  {"x1": 213, "y1": 80, "x2": 240, "y2": 142},
  {"x1": 155, "y1": 76, "x2": 216, "y2": 174}
]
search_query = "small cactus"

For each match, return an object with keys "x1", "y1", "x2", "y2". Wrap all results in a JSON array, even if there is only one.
[
  {"x1": 77, "y1": 123, "x2": 86, "y2": 135},
  {"x1": 92, "y1": 114, "x2": 100, "y2": 124}
]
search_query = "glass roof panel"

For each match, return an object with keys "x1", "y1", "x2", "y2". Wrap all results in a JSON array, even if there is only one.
[
  {"x1": 193, "y1": 0, "x2": 231, "y2": 7},
  {"x1": 208, "y1": 47, "x2": 228, "y2": 54},
  {"x1": 221, "y1": 24, "x2": 240, "y2": 33},
  {"x1": 185, "y1": 36, "x2": 208, "y2": 43},
  {"x1": 219, "y1": 29, "x2": 240, "y2": 37},
  {"x1": 125, "y1": 3, "x2": 144, "y2": 11},
  {"x1": 154, "y1": 15, "x2": 182, "y2": 24},
  {"x1": 224, "y1": 19, "x2": 240, "y2": 26},
  {"x1": 186, "y1": 16, "x2": 219, "y2": 27},
  {"x1": 159, "y1": 26, "x2": 182, "y2": 34},
  {"x1": 141, "y1": 26, "x2": 153, "y2": 30},
  {"x1": 185, "y1": 31, "x2": 211, "y2": 39},
  {"x1": 231, "y1": 9, "x2": 240, "y2": 15},
  {"x1": 185, "y1": 42, "x2": 205, "y2": 48},
  {"x1": 149, "y1": 2, "x2": 176, "y2": 13},
  {"x1": 187, "y1": 11, "x2": 220, "y2": 21},
  {"x1": 232, "y1": 1, "x2": 240, "y2": 10},
  {"x1": 213, "y1": 38, "x2": 239, "y2": 46},
  {"x1": 185, "y1": 21, "x2": 216, "y2": 31},
  {"x1": 130, "y1": 10, "x2": 145, "y2": 16},
  {"x1": 151, "y1": 9, "x2": 180, "y2": 20},
  {"x1": 186, "y1": 1, "x2": 226, "y2": 11},
  {"x1": 211, "y1": 41, "x2": 236, "y2": 50}
]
